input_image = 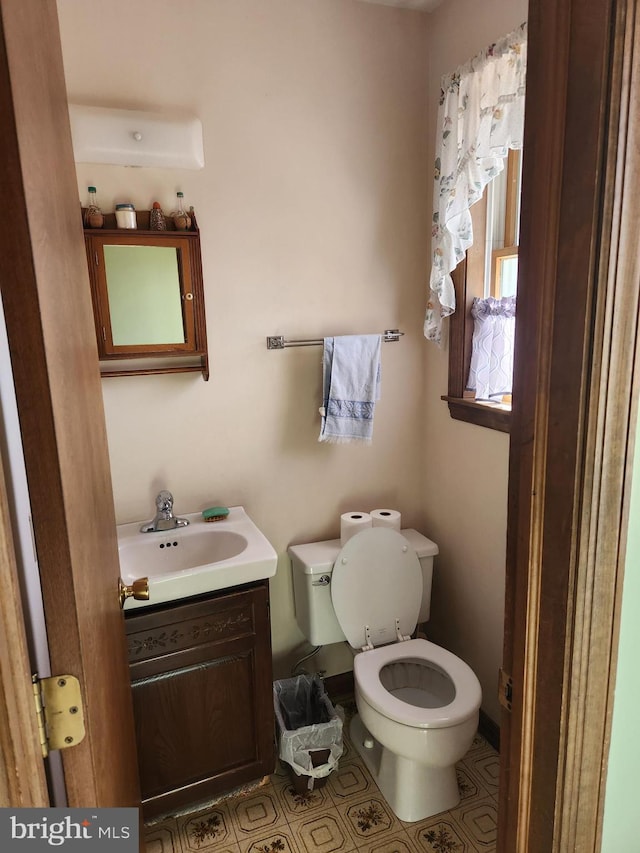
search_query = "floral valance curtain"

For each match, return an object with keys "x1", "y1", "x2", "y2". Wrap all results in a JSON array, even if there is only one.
[{"x1": 424, "y1": 23, "x2": 527, "y2": 344}]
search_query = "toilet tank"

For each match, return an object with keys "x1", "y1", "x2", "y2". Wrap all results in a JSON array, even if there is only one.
[{"x1": 288, "y1": 529, "x2": 439, "y2": 647}]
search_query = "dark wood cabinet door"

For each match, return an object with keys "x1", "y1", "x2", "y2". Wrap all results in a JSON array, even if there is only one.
[{"x1": 125, "y1": 581, "x2": 275, "y2": 818}]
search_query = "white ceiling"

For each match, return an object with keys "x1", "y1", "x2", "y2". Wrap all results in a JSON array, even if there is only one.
[{"x1": 357, "y1": 0, "x2": 444, "y2": 11}]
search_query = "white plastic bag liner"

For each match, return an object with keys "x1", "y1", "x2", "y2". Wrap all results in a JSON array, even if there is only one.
[{"x1": 273, "y1": 675, "x2": 344, "y2": 789}]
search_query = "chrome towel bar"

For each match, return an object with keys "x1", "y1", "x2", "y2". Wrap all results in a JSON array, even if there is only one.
[{"x1": 266, "y1": 329, "x2": 404, "y2": 349}]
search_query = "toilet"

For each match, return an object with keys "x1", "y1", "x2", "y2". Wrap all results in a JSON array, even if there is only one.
[{"x1": 289, "y1": 526, "x2": 482, "y2": 822}]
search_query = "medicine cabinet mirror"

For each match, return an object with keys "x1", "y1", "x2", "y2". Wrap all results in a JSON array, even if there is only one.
[{"x1": 84, "y1": 211, "x2": 208, "y2": 379}]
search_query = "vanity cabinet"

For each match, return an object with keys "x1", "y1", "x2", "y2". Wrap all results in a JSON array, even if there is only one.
[{"x1": 124, "y1": 580, "x2": 275, "y2": 818}]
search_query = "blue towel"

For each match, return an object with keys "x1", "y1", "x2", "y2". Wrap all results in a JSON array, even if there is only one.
[{"x1": 318, "y1": 335, "x2": 382, "y2": 444}]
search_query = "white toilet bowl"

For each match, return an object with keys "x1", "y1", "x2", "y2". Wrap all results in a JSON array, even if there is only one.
[
  {"x1": 288, "y1": 527, "x2": 483, "y2": 822},
  {"x1": 351, "y1": 637, "x2": 481, "y2": 822}
]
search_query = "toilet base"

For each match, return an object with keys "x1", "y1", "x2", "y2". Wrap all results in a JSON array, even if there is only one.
[{"x1": 350, "y1": 715, "x2": 461, "y2": 822}]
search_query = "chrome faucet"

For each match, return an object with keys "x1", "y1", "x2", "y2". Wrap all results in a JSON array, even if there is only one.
[{"x1": 140, "y1": 490, "x2": 189, "y2": 533}]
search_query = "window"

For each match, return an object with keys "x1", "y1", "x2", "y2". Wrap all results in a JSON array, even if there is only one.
[
  {"x1": 488, "y1": 149, "x2": 521, "y2": 300},
  {"x1": 442, "y1": 150, "x2": 521, "y2": 433}
]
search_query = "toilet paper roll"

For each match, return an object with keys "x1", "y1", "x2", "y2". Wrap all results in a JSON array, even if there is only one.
[
  {"x1": 370, "y1": 508, "x2": 402, "y2": 531},
  {"x1": 340, "y1": 512, "x2": 373, "y2": 545}
]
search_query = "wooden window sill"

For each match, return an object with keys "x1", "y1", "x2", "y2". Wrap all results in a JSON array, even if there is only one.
[{"x1": 442, "y1": 396, "x2": 511, "y2": 433}]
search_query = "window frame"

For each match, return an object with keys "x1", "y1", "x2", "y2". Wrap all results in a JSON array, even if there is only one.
[
  {"x1": 442, "y1": 261, "x2": 512, "y2": 433},
  {"x1": 490, "y1": 248, "x2": 519, "y2": 297},
  {"x1": 441, "y1": 151, "x2": 521, "y2": 434}
]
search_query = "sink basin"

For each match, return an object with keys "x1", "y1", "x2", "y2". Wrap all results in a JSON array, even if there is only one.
[{"x1": 117, "y1": 505, "x2": 277, "y2": 609}]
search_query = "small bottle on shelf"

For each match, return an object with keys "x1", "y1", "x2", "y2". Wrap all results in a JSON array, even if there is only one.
[
  {"x1": 83, "y1": 186, "x2": 104, "y2": 228},
  {"x1": 149, "y1": 201, "x2": 167, "y2": 231},
  {"x1": 171, "y1": 192, "x2": 192, "y2": 231}
]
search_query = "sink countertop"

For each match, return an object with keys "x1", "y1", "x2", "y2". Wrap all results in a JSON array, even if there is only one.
[{"x1": 118, "y1": 505, "x2": 277, "y2": 610}]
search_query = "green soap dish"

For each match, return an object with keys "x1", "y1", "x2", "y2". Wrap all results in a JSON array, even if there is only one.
[{"x1": 202, "y1": 506, "x2": 230, "y2": 522}]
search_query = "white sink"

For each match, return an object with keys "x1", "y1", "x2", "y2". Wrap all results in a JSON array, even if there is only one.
[{"x1": 117, "y1": 505, "x2": 277, "y2": 609}]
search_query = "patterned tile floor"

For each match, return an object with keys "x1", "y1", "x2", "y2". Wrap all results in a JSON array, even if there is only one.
[{"x1": 145, "y1": 702, "x2": 499, "y2": 853}]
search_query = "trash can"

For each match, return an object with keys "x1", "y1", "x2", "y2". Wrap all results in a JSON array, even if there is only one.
[{"x1": 273, "y1": 674, "x2": 343, "y2": 793}]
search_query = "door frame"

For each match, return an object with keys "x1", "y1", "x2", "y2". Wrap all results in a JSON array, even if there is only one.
[
  {"x1": 499, "y1": 0, "x2": 640, "y2": 849},
  {"x1": 0, "y1": 444, "x2": 49, "y2": 807},
  {"x1": 0, "y1": 0, "x2": 140, "y2": 812}
]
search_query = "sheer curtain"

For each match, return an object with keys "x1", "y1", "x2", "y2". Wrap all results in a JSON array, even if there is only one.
[
  {"x1": 425, "y1": 23, "x2": 527, "y2": 344},
  {"x1": 466, "y1": 296, "x2": 516, "y2": 401}
]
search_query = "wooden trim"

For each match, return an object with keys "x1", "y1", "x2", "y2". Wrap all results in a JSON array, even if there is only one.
[
  {"x1": 503, "y1": 149, "x2": 522, "y2": 248},
  {"x1": 0, "y1": 0, "x2": 141, "y2": 809},
  {"x1": 99, "y1": 360, "x2": 207, "y2": 379},
  {"x1": 83, "y1": 211, "x2": 208, "y2": 380},
  {"x1": 446, "y1": 195, "x2": 512, "y2": 432},
  {"x1": 0, "y1": 448, "x2": 49, "y2": 807},
  {"x1": 446, "y1": 261, "x2": 470, "y2": 400},
  {"x1": 447, "y1": 196, "x2": 488, "y2": 401},
  {"x1": 324, "y1": 670, "x2": 355, "y2": 701},
  {"x1": 83, "y1": 209, "x2": 199, "y2": 233},
  {"x1": 86, "y1": 232, "x2": 198, "y2": 355},
  {"x1": 500, "y1": 0, "x2": 640, "y2": 849},
  {"x1": 442, "y1": 396, "x2": 511, "y2": 433},
  {"x1": 478, "y1": 710, "x2": 500, "y2": 753},
  {"x1": 558, "y1": 1, "x2": 640, "y2": 846},
  {"x1": 490, "y1": 248, "x2": 518, "y2": 299}
]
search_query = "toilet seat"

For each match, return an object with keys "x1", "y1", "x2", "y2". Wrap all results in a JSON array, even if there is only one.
[
  {"x1": 331, "y1": 528, "x2": 422, "y2": 649},
  {"x1": 354, "y1": 638, "x2": 482, "y2": 729}
]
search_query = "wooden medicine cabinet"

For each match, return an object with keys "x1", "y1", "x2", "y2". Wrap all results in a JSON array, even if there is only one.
[{"x1": 84, "y1": 210, "x2": 208, "y2": 379}]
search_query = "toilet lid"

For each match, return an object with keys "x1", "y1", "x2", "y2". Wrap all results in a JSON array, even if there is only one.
[{"x1": 331, "y1": 528, "x2": 422, "y2": 650}]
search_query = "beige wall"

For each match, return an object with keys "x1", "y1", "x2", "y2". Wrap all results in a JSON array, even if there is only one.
[
  {"x1": 57, "y1": 0, "x2": 431, "y2": 678},
  {"x1": 422, "y1": 0, "x2": 527, "y2": 722},
  {"x1": 57, "y1": 0, "x2": 525, "y2": 722}
]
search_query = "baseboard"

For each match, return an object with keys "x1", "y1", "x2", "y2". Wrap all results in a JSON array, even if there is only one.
[
  {"x1": 324, "y1": 670, "x2": 354, "y2": 700},
  {"x1": 478, "y1": 709, "x2": 500, "y2": 752}
]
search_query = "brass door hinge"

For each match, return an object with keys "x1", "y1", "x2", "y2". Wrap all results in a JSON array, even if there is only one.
[
  {"x1": 32, "y1": 674, "x2": 86, "y2": 758},
  {"x1": 498, "y1": 667, "x2": 513, "y2": 712}
]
